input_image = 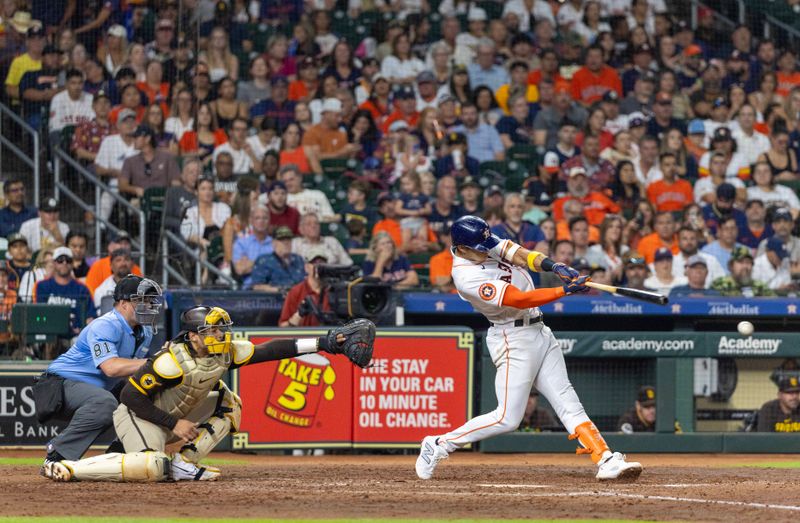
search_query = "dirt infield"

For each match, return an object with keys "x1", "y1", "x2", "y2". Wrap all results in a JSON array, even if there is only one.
[{"x1": 2, "y1": 450, "x2": 800, "y2": 521}]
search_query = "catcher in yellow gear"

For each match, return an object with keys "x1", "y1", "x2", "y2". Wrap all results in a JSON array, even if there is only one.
[{"x1": 41, "y1": 306, "x2": 375, "y2": 482}]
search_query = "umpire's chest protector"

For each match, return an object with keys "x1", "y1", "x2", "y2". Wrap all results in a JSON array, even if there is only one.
[{"x1": 153, "y1": 342, "x2": 229, "y2": 418}]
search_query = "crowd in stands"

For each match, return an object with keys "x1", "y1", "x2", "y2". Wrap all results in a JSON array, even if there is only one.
[{"x1": 1, "y1": 0, "x2": 800, "y2": 341}]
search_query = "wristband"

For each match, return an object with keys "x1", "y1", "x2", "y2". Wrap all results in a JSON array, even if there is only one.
[
  {"x1": 526, "y1": 251, "x2": 546, "y2": 272},
  {"x1": 539, "y1": 257, "x2": 556, "y2": 272},
  {"x1": 295, "y1": 338, "x2": 319, "y2": 354},
  {"x1": 502, "y1": 242, "x2": 521, "y2": 263}
]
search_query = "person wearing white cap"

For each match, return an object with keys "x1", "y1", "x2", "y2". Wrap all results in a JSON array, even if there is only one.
[
  {"x1": 454, "y1": 7, "x2": 488, "y2": 63},
  {"x1": 99, "y1": 25, "x2": 128, "y2": 76},
  {"x1": 32, "y1": 246, "x2": 95, "y2": 336},
  {"x1": 502, "y1": 0, "x2": 556, "y2": 33},
  {"x1": 302, "y1": 98, "x2": 361, "y2": 159}
]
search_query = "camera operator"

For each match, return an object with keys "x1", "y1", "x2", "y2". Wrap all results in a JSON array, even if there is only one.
[{"x1": 278, "y1": 247, "x2": 332, "y2": 327}]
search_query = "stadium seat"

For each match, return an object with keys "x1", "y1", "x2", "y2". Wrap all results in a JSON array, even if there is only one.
[
  {"x1": 321, "y1": 158, "x2": 358, "y2": 178},
  {"x1": 507, "y1": 145, "x2": 539, "y2": 170},
  {"x1": 505, "y1": 160, "x2": 529, "y2": 192},
  {"x1": 142, "y1": 187, "x2": 167, "y2": 221},
  {"x1": 778, "y1": 179, "x2": 800, "y2": 198}
]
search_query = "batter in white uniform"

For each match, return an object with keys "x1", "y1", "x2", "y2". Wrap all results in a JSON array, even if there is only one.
[{"x1": 415, "y1": 216, "x2": 643, "y2": 481}]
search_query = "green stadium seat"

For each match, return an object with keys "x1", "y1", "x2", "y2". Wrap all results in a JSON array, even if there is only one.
[
  {"x1": 477, "y1": 1, "x2": 503, "y2": 20},
  {"x1": 142, "y1": 187, "x2": 167, "y2": 221},
  {"x1": 777, "y1": 179, "x2": 800, "y2": 197},
  {"x1": 351, "y1": 253, "x2": 367, "y2": 267},
  {"x1": 505, "y1": 160, "x2": 529, "y2": 191},
  {"x1": 507, "y1": 145, "x2": 539, "y2": 170},
  {"x1": 321, "y1": 158, "x2": 358, "y2": 178}
]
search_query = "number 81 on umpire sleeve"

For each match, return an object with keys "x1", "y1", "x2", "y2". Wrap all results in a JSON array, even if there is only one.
[{"x1": 93, "y1": 342, "x2": 112, "y2": 357}]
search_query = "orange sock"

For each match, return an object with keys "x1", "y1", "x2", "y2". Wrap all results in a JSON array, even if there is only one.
[{"x1": 568, "y1": 421, "x2": 610, "y2": 464}]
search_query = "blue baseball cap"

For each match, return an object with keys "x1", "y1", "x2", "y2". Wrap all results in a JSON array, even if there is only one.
[
  {"x1": 268, "y1": 180, "x2": 287, "y2": 193},
  {"x1": 688, "y1": 119, "x2": 705, "y2": 135},
  {"x1": 766, "y1": 236, "x2": 789, "y2": 259}
]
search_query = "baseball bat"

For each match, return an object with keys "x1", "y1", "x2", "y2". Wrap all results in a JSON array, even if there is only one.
[{"x1": 585, "y1": 281, "x2": 669, "y2": 305}]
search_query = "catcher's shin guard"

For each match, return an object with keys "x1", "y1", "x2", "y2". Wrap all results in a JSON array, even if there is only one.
[
  {"x1": 63, "y1": 451, "x2": 171, "y2": 482},
  {"x1": 568, "y1": 421, "x2": 610, "y2": 464},
  {"x1": 181, "y1": 386, "x2": 242, "y2": 463}
]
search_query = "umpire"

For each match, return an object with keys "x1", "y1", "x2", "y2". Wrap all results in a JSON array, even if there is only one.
[{"x1": 34, "y1": 274, "x2": 162, "y2": 471}]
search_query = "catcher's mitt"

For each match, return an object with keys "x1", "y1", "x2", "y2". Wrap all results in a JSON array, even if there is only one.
[{"x1": 324, "y1": 318, "x2": 376, "y2": 368}]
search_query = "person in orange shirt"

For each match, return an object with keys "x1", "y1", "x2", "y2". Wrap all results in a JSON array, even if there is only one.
[
  {"x1": 301, "y1": 98, "x2": 360, "y2": 159},
  {"x1": 553, "y1": 166, "x2": 620, "y2": 226},
  {"x1": 372, "y1": 192, "x2": 403, "y2": 248},
  {"x1": 646, "y1": 152, "x2": 693, "y2": 213},
  {"x1": 429, "y1": 228, "x2": 455, "y2": 293},
  {"x1": 84, "y1": 233, "x2": 143, "y2": 295},
  {"x1": 373, "y1": 191, "x2": 437, "y2": 252},
  {"x1": 528, "y1": 48, "x2": 565, "y2": 86},
  {"x1": 288, "y1": 56, "x2": 319, "y2": 103},
  {"x1": 555, "y1": 199, "x2": 601, "y2": 243},
  {"x1": 570, "y1": 45, "x2": 622, "y2": 106},
  {"x1": 776, "y1": 49, "x2": 800, "y2": 98},
  {"x1": 381, "y1": 86, "x2": 420, "y2": 134},
  {"x1": 637, "y1": 211, "x2": 679, "y2": 264}
]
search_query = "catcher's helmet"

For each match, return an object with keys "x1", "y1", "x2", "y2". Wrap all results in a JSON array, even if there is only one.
[
  {"x1": 180, "y1": 306, "x2": 233, "y2": 355},
  {"x1": 450, "y1": 215, "x2": 500, "y2": 252}
]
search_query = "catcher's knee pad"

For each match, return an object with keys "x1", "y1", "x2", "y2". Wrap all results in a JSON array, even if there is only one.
[
  {"x1": 180, "y1": 415, "x2": 232, "y2": 463},
  {"x1": 217, "y1": 381, "x2": 242, "y2": 432},
  {"x1": 66, "y1": 451, "x2": 171, "y2": 482}
]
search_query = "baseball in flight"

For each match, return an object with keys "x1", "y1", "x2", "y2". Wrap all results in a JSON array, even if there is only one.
[{"x1": 737, "y1": 321, "x2": 754, "y2": 337}]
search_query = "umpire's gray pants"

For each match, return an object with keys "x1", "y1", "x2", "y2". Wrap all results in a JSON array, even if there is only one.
[{"x1": 46, "y1": 379, "x2": 118, "y2": 461}]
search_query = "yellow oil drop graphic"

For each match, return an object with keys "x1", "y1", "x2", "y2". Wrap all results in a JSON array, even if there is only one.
[{"x1": 323, "y1": 366, "x2": 336, "y2": 400}]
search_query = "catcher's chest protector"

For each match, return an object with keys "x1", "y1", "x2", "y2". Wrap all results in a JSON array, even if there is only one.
[{"x1": 154, "y1": 342, "x2": 228, "y2": 418}]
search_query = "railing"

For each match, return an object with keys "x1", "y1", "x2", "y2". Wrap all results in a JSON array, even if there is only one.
[
  {"x1": 52, "y1": 146, "x2": 146, "y2": 272},
  {"x1": 763, "y1": 13, "x2": 800, "y2": 46},
  {"x1": 0, "y1": 102, "x2": 40, "y2": 207},
  {"x1": 162, "y1": 229, "x2": 237, "y2": 288},
  {"x1": 690, "y1": 0, "x2": 740, "y2": 31}
]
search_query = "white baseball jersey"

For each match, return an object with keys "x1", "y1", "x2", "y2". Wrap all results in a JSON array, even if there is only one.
[
  {"x1": 436, "y1": 239, "x2": 591, "y2": 453},
  {"x1": 451, "y1": 241, "x2": 541, "y2": 325}
]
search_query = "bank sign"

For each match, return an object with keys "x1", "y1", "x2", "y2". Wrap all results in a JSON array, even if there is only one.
[{"x1": 0, "y1": 371, "x2": 66, "y2": 447}]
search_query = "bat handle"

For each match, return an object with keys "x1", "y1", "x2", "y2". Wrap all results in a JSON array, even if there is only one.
[{"x1": 584, "y1": 281, "x2": 615, "y2": 294}]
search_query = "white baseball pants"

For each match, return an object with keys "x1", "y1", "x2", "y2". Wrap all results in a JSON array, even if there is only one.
[{"x1": 439, "y1": 323, "x2": 590, "y2": 452}]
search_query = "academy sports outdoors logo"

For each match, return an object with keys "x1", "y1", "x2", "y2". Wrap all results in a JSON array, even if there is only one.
[
  {"x1": 265, "y1": 353, "x2": 337, "y2": 428},
  {"x1": 479, "y1": 283, "x2": 496, "y2": 300}
]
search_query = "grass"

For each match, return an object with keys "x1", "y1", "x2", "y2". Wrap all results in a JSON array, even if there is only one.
[{"x1": 0, "y1": 457, "x2": 249, "y2": 466}]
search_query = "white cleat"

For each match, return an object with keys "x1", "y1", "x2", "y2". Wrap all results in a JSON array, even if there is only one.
[
  {"x1": 415, "y1": 436, "x2": 449, "y2": 480},
  {"x1": 40, "y1": 459, "x2": 73, "y2": 482},
  {"x1": 170, "y1": 453, "x2": 221, "y2": 481},
  {"x1": 596, "y1": 452, "x2": 643, "y2": 481}
]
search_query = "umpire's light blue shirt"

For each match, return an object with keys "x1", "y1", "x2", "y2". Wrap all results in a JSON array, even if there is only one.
[{"x1": 47, "y1": 309, "x2": 153, "y2": 390}]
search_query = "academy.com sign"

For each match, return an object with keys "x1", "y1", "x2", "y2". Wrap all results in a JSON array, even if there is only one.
[
  {"x1": 601, "y1": 337, "x2": 695, "y2": 353},
  {"x1": 717, "y1": 336, "x2": 783, "y2": 355}
]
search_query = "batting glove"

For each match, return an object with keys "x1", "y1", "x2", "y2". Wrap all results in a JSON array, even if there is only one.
[
  {"x1": 552, "y1": 263, "x2": 581, "y2": 283},
  {"x1": 563, "y1": 275, "x2": 591, "y2": 295}
]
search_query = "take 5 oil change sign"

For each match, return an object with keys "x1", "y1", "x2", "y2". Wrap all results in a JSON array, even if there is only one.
[{"x1": 231, "y1": 328, "x2": 474, "y2": 449}]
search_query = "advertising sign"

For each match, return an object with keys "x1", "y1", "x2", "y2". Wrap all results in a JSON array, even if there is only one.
[{"x1": 232, "y1": 328, "x2": 474, "y2": 449}]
